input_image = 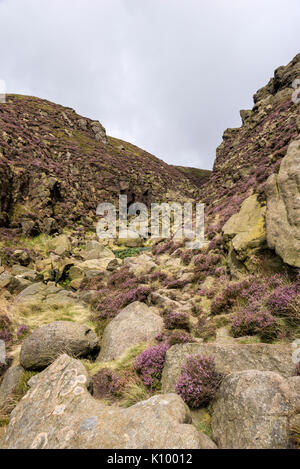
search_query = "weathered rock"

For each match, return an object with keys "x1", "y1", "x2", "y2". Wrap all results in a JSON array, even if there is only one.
[
  {"x1": 51, "y1": 235, "x2": 71, "y2": 256},
  {"x1": 266, "y1": 137, "x2": 300, "y2": 267},
  {"x1": 14, "y1": 282, "x2": 77, "y2": 307},
  {"x1": 124, "y1": 254, "x2": 156, "y2": 276},
  {"x1": 78, "y1": 258, "x2": 112, "y2": 272},
  {"x1": 79, "y1": 241, "x2": 115, "y2": 262},
  {"x1": 0, "y1": 272, "x2": 31, "y2": 294},
  {"x1": 20, "y1": 322, "x2": 99, "y2": 370},
  {"x1": 211, "y1": 370, "x2": 299, "y2": 449},
  {"x1": 223, "y1": 194, "x2": 266, "y2": 260},
  {"x1": 11, "y1": 266, "x2": 40, "y2": 282},
  {"x1": 0, "y1": 365, "x2": 24, "y2": 412},
  {"x1": 116, "y1": 229, "x2": 144, "y2": 248},
  {"x1": 0, "y1": 354, "x2": 213, "y2": 449},
  {"x1": 99, "y1": 301, "x2": 164, "y2": 361},
  {"x1": 161, "y1": 343, "x2": 294, "y2": 393}
]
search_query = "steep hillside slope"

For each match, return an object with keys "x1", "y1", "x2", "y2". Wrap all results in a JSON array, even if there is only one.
[
  {"x1": 0, "y1": 95, "x2": 198, "y2": 236},
  {"x1": 201, "y1": 53, "x2": 300, "y2": 232},
  {"x1": 173, "y1": 166, "x2": 212, "y2": 188}
]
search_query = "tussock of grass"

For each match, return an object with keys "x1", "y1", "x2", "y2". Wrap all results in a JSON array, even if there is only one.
[
  {"x1": 190, "y1": 407, "x2": 213, "y2": 439},
  {"x1": 12, "y1": 302, "x2": 95, "y2": 332},
  {"x1": 15, "y1": 370, "x2": 38, "y2": 397},
  {"x1": 82, "y1": 342, "x2": 149, "y2": 376},
  {"x1": 17, "y1": 234, "x2": 53, "y2": 256},
  {"x1": 119, "y1": 377, "x2": 152, "y2": 408},
  {"x1": 291, "y1": 426, "x2": 300, "y2": 448}
]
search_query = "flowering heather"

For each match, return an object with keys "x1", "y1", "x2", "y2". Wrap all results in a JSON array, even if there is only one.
[
  {"x1": 266, "y1": 284, "x2": 298, "y2": 316},
  {"x1": 149, "y1": 271, "x2": 168, "y2": 283},
  {"x1": 16, "y1": 324, "x2": 29, "y2": 339},
  {"x1": 0, "y1": 315, "x2": 12, "y2": 344},
  {"x1": 168, "y1": 330, "x2": 196, "y2": 346},
  {"x1": 164, "y1": 311, "x2": 190, "y2": 331},
  {"x1": 193, "y1": 253, "x2": 222, "y2": 281},
  {"x1": 175, "y1": 354, "x2": 223, "y2": 408},
  {"x1": 96, "y1": 285, "x2": 151, "y2": 320},
  {"x1": 134, "y1": 343, "x2": 170, "y2": 389},
  {"x1": 163, "y1": 277, "x2": 189, "y2": 289},
  {"x1": 152, "y1": 240, "x2": 183, "y2": 256},
  {"x1": 92, "y1": 368, "x2": 124, "y2": 400},
  {"x1": 208, "y1": 235, "x2": 224, "y2": 251},
  {"x1": 179, "y1": 250, "x2": 195, "y2": 265},
  {"x1": 156, "y1": 330, "x2": 196, "y2": 346},
  {"x1": 231, "y1": 309, "x2": 279, "y2": 340}
]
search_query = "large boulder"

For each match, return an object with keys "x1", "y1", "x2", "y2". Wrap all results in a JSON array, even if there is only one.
[
  {"x1": 0, "y1": 354, "x2": 215, "y2": 449},
  {"x1": 99, "y1": 302, "x2": 164, "y2": 361},
  {"x1": 211, "y1": 370, "x2": 300, "y2": 449},
  {"x1": 161, "y1": 343, "x2": 294, "y2": 393},
  {"x1": 266, "y1": 137, "x2": 300, "y2": 267},
  {"x1": 20, "y1": 322, "x2": 99, "y2": 370},
  {"x1": 222, "y1": 194, "x2": 266, "y2": 260}
]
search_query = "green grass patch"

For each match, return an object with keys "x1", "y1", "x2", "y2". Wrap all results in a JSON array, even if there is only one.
[{"x1": 113, "y1": 247, "x2": 150, "y2": 259}]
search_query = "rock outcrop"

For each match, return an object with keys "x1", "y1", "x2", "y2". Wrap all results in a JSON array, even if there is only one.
[
  {"x1": 20, "y1": 322, "x2": 99, "y2": 370},
  {"x1": 266, "y1": 137, "x2": 300, "y2": 267},
  {"x1": 0, "y1": 95, "x2": 198, "y2": 236},
  {"x1": 0, "y1": 354, "x2": 215, "y2": 449},
  {"x1": 161, "y1": 343, "x2": 294, "y2": 393},
  {"x1": 223, "y1": 194, "x2": 266, "y2": 260}
]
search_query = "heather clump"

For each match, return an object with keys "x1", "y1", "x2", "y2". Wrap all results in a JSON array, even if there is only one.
[
  {"x1": 193, "y1": 253, "x2": 222, "y2": 282},
  {"x1": 163, "y1": 277, "x2": 190, "y2": 289},
  {"x1": 148, "y1": 271, "x2": 168, "y2": 283},
  {"x1": 175, "y1": 355, "x2": 223, "y2": 408},
  {"x1": 96, "y1": 285, "x2": 151, "y2": 320},
  {"x1": 231, "y1": 308, "x2": 279, "y2": 341},
  {"x1": 134, "y1": 343, "x2": 170, "y2": 389},
  {"x1": 0, "y1": 314, "x2": 12, "y2": 345},
  {"x1": 16, "y1": 324, "x2": 30, "y2": 340},
  {"x1": 93, "y1": 266, "x2": 151, "y2": 321},
  {"x1": 266, "y1": 284, "x2": 298, "y2": 317},
  {"x1": 210, "y1": 279, "x2": 250, "y2": 315},
  {"x1": 178, "y1": 249, "x2": 195, "y2": 265},
  {"x1": 92, "y1": 368, "x2": 124, "y2": 400},
  {"x1": 163, "y1": 311, "x2": 190, "y2": 331},
  {"x1": 152, "y1": 240, "x2": 183, "y2": 256},
  {"x1": 155, "y1": 330, "x2": 196, "y2": 346}
]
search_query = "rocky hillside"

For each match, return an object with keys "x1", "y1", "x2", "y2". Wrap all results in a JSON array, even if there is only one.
[
  {"x1": 0, "y1": 54, "x2": 300, "y2": 450},
  {"x1": 172, "y1": 166, "x2": 212, "y2": 188},
  {"x1": 0, "y1": 95, "x2": 199, "y2": 236}
]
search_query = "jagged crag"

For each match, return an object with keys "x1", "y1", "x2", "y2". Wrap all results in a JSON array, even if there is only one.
[{"x1": 0, "y1": 54, "x2": 300, "y2": 450}]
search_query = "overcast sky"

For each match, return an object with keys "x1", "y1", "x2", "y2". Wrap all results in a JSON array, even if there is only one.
[{"x1": 0, "y1": 0, "x2": 299, "y2": 169}]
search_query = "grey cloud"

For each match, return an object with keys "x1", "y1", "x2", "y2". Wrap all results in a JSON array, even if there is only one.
[{"x1": 0, "y1": 0, "x2": 299, "y2": 169}]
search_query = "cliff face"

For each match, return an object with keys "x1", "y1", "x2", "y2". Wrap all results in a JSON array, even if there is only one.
[
  {"x1": 0, "y1": 95, "x2": 198, "y2": 236},
  {"x1": 200, "y1": 53, "x2": 300, "y2": 232}
]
